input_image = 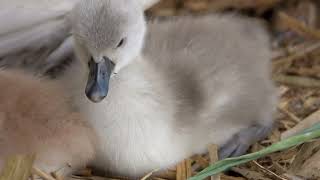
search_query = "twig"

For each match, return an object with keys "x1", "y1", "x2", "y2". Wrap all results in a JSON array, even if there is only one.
[
  {"x1": 152, "y1": 169, "x2": 176, "y2": 180},
  {"x1": 272, "y1": 41, "x2": 320, "y2": 70},
  {"x1": 285, "y1": 66, "x2": 320, "y2": 77},
  {"x1": 277, "y1": 12, "x2": 320, "y2": 39},
  {"x1": 51, "y1": 172, "x2": 63, "y2": 180},
  {"x1": 184, "y1": 0, "x2": 281, "y2": 13},
  {"x1": 176, "y1": 160, "x2": 187, "y2": 180},
  {"x1": 282, "y1": 109, "x2": 320, "y2": 139},
  {"x1": 278, "y1": 107, "x2": 301, "y2": 123},
  {"x1": 186, "y1": 159, "x2": 193, "y2": 178},
  {"x1": 252, "y1": 161, "x2": 288, "y2": 180},
  {"x1": 141, "y1": 169, "x2": 159, "y2": 180},
  {"x1": 231, "y1": 167, "x2": 271, "y2": 180},
  {"x1": 32, "y1": 167, "x2": 56, "y2": 180},
  {"x1": 176, "y1": 158, "x2": 193, "y2": 180},
  {"x1": 192, "y1": 155, "x2": 209, "y2": 169},
  {"x1": 273, "y1": 74, "x2": 320, "y2": 88},
  {"x1": 152, "y1": 178, "x2": 168, "y2": 180},
  {"x1": 208, "y1": 144, "x2": 220, "y2": 180}
]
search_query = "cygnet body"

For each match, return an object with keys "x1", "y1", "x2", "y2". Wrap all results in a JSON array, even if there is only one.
[
  {"x1": 61, "y1": 0, "x2": 277, "y2": 177},
  {"x1": 0, "y1": 70, "x2": 95, "y2": 174}
]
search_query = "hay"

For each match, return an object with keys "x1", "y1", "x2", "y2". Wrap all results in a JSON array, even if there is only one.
[
  {"x1": 0, "y1": 155, "x2": 35, "y2": 180},
  {"x1": 3, "y1": 0, "x2": 320, "y2": 179}
]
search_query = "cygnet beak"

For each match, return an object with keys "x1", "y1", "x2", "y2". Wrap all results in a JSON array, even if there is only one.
[{"x1": 85, "y1": 56, "x2": 115, "y2": 103}]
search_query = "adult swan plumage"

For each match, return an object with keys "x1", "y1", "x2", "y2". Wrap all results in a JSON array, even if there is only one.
[{"x1": 0, "y1": 0, "x2": 277, "y2": 178}]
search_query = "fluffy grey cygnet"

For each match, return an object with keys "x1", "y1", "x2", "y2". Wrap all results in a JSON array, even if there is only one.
[
  {"x1": 63, "y1": 0, "x2": 277, "y2": 177},
  {"x1": 0, "y1": 0, "x2": 277, "y2": 178}
]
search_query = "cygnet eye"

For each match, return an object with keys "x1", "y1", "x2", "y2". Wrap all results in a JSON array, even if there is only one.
[{"x1": 116, "y1": 38, "x2": 126, "y2": 48}]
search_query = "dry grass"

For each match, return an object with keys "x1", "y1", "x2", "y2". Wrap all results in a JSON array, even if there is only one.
[{"x1": 2, "y1": 0, "x2": 320, "y2": 179}]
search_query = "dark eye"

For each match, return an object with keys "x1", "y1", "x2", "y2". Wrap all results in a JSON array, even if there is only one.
[{"x1": 116, "y1": 38, "x2": 125, "y2": 48}]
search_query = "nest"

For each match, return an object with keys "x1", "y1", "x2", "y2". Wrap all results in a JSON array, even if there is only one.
[{"x1": 1, "y1": 0, "x2": 320, "y2": 179}]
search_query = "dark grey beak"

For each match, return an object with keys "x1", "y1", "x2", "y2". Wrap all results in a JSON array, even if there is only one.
[{"x1": 85, "y1": 57, "x2": 115, "y2": 103}]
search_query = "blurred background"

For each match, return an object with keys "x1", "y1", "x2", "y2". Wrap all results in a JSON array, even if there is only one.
[{"x1": 147, "y1": 0, "x2": 320, "y2": 45}]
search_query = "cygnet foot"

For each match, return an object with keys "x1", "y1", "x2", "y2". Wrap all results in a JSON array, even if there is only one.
[{"x1": 218, "y1": 124, "x2": 273, "y2": 159}]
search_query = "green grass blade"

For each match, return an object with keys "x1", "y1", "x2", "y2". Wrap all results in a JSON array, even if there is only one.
[
  {"x1": 299, "y1": 122, "x2": 320, "y2": 134},
  {"x1": 189, "y1": 123, "x2": 320, "y2": 180}
]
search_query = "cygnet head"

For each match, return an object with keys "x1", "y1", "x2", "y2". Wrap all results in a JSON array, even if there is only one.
[{"x1": 69, "y1": 0, "x2": 158, "y2": 102}]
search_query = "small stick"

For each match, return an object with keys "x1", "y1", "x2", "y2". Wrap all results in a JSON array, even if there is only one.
[
  {"x1": 231, "y1": 167, "x2": 271, "y2": 180},
  {"x1": 208, "y1": 144, "x2": 220, "y2": 180},
  {"x1": 186, "y1": 159, "x2": 193, "y2": 178},
  {"x1": 273, "y1": 74, "x2": 320, "y2": 88},
  {"x1": 176, "y1": 160, "x2": 187, "y2": 180},
  {"x1": 152, "y1": 178, "x2": 168, "y2": 180},
  {"x1": 152, "y1": 169, "x2": 176, "y2": 180},
  {"x1": 272, "y1": 41, "x2": 320, "y2": 70},
  {"x1": 31, "y1": 167, "x2": 56, "y2": 180},
  {"x1": 141, "y1": 169, "x2": 159, "y2": 180},
  {"x1": 51, "y1": 172, "x2": 63, "y2": 180},
  {"x1": 278, "y1": 107, "x2": 301, "y2": 123},
  {"x1": 278, "y1": 12, "x2": 320, "y2": 39},
  {"x1": 192, "y1": 155, "x2": 209, "y2": 169},
  {"x1": 252, "y1": 161, "x2": 288, "y2": 180},
  {"x1": 282, "y1": 109, "x2": 320, "y2": 139}
]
